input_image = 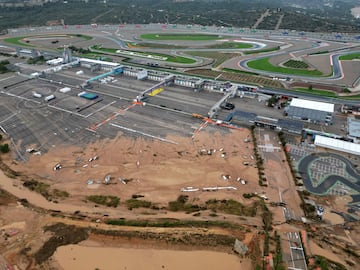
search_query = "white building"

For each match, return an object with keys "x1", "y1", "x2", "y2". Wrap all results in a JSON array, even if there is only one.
[
  {"x1": 286, "y1": 98, "x2": 334, "y2": 124},
  {"x1": 314, "y1": 135, "x2": 360, "y2": 156}
]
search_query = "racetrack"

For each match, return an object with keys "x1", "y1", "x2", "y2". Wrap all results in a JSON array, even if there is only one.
[{"x1": 298, "y1": 152, "x2": 360, "y2": 204}]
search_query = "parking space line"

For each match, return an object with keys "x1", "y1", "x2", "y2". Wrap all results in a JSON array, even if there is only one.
[
  {"x1": 84, "y1": 100, "x2": 117, "y2": 118},
  {"x1": 0, "y1": 91, "x2": 41, "y2": 104},
  {"x1": 110, "y1": 123, "x2": 178, "y2": 144},
  {"x1": 47, "y1": 105, "x2": 86, "y2": 117},
  {"x1": 89, "y1": 103, "x2": 137, "y2": 131},
  {"x1": 0, "y1": 111, "x2": 20, "y2": 124},
  {"x1": 0, "y1": 75, "x2": 16, "y2": 82}
]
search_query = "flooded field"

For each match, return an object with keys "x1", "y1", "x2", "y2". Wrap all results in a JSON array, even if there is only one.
[{"x1": 54, "y1": 245, "x2": 245, "y2": 270}]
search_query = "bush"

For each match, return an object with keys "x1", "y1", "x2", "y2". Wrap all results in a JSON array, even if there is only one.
[
  {"x1": 0, "y1": 143, "x2": 9, "y2": 153},
  {"x1": 86, "y1": 195, "x2": 120, "y2": 207},
  {"x1": 126, "y1": 199, "x2": 152, "y2": 210}
]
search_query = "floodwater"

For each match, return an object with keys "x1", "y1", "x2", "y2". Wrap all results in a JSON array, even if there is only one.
[
  {"x1": 351, "y1": 7, "x2": 360, "y2": 18},
  {"x1": 54, "y1": 245, "x2": 243, "y2": 270}
]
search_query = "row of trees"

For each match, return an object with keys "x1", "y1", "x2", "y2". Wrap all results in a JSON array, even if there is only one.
[{"x1": 0, "y1": 0, "x2": 358, "y2": 32}]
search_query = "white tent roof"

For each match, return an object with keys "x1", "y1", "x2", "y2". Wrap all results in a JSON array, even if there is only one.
[
  {"x1": 290, "y1": 98, "x2": 334, "y2": 113},
  {"x1": 314, "y1": 135, "x2": 360, "y2": 155},
  {"x1": 79, "y1": 58, "x2": 120, "y2": 67}
]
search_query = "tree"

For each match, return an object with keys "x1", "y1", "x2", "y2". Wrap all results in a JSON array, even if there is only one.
[{"x1": 0, "y1": 143, "x2": 9, "y2": 153}]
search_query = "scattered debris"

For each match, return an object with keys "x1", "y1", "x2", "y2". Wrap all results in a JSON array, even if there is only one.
[
  {"x1": 180, "y1": 187, "x2": 200, "y2": 192},
  {"x1": 53, "y1": 163, "x2": 62, "y2": 171},
  {"x1": 26, "y1": 148, "x2": 36, "y2": 153},
  {"x1": 88, "y1": 155, "x2": 99, "y2": 162},
  {"x1": 202, "y1": 186, "x2": 237, "y2": 191},
  {"x1": 104, "y1": 174, "x2": 111, "y2": 184},
  {"x1": 87, "y1": 179, "x2": 94, "y2": 185},
  {"x1": 233, "y1": 239, "x2": 248, "y2": 256},
  {"x1": 221, "y1": 174, "x2": 231, "y2": 180},
  {"x1": 119, "y1": 177, "x2": 133, "y2": 185}
]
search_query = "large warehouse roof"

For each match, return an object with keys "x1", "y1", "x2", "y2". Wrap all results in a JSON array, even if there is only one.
[
  {"x1": 290, "y1": 98, "x2": 334, "y2": 113},
  {"x1": 314, "y1": 135, "x2": 360, "y2": 155}
]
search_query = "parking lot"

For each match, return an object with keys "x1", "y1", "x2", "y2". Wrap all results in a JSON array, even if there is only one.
[
  {"x1": 282, "y1": 231, "x2": 307, "y2": 270},
  {"x1": 0, "y1": 67, "x2": 232, "y2": 160}
]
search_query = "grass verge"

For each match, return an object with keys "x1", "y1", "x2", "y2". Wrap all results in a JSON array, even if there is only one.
[
  {"x1": 293, "y1": 87, "x2": 336, "y2": 97},
  {"x1": 339, "y1": 52, "x2": 360, "y2": 61},
  {"x1": 247, "y1": 57, "x2": 323, "y2": 76},
  {"x1": 3, "y1": 36, "x2": 34, "y2": 47},
  {"x1": 140, "y1": 33, "x2": 223, "y2": 41}
]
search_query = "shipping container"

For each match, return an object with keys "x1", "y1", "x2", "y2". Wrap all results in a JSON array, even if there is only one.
[
  {"x1": 59, "y1": 87, "x2": 71, "y2": 93},
  {"x1": 33, "y1": 92, "x2": 42, "y2": 98},
  {"x1": 44, "y1": 95, "x2": 55, "y2": 102}
]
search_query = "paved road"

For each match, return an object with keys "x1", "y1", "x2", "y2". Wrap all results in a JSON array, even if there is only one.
[{"x1": 298, "y1": 152, "x2": 360, "y2": 203}]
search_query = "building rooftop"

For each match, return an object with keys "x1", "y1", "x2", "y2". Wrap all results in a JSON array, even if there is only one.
[
  {"x1": 290, "y1": 98, "x2": 334, "y2": 113},
  {"x1": 314, "y1": 135, "x2": 360, "y2": 156},
  {"x1": 348, "y1": 118, "x2": 360, "y2": 138}
]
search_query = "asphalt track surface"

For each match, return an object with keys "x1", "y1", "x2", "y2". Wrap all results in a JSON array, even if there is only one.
[
  {"x1": 298, "y1": 152, "x2": 360, "y2": 204},
  {"x1": 3, "y1": 24, "x2": 359, "y2": 81}
]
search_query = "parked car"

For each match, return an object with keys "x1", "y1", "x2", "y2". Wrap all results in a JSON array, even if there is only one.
[{"x1": 220, "y1": 102, "x2": 235, "y2": 110}]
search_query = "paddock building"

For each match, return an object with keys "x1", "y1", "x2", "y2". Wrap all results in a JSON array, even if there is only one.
[{"x1": 285, "y1": 98, "x2": 334, "y2": 125}]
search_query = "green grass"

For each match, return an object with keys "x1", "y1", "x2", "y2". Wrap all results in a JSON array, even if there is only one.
[
  {"x1": 140, "y1": 33, "x2": 223, "y2": 41},
  {"x1": 342, "y1": 94, "x2": 360, "y2": 100},
  {"x1": 127, "y1": 42, "x2": 187, "y2": 49},
  {"x1": 283, "y1": 60, "x2": 309, "y2": 69},
  {"x1": 207, "y1": 42, "x2": 253, "y2": 49},
  {"x1": 222, "y1": 67, "x2": 259, "y2": 76},
  {"x1": 339, "y1": 52, "x2": 360, "y2": 60},
  {"x1": 293, "y1": 87, "x2": 336, "y2": 97},
  {"x1": 74, "y1": 34, "x2": 92, "y2": 40},
  {"x1": 309, "y1": 50, "x2": 329, "y2": 55},
  {"x1": 86, "y1": 195, "x2": 120, "y2": 207},
  {"x1": 79, "y1": 53, "x2": 113, "y2": 62},
  {"x1": 4, "y1": 34, "x2": 91, "y2": 47},
  {"x1": 126, "y1": 199, "x2": 153, "y2": 210},
  {"x1": 243, "y1": 46, "x2": 280, "y2": 55},
  {"x1": 247, "y1": 57, "x2": 323, "y2": 76},
  {"x1": 205, "y1": 199, "x2": 258, "y2": 217},
  {"x1": 3, "y1": 36, "x2": 34, "y2": 47}
]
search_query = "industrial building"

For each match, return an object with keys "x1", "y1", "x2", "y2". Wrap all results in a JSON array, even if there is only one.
[
  {"x1": 314, "y1": 135, "x2": 360, "y2": 156},
  {"x1": 348, "y1": 118, "x2": 360, "y2": 143},
  {"x1": 227, "y1": 110, "x2": 303, "y2": 134},
  {"x1": 285, "y1": 98, "x2": 334, "y2": 125}
]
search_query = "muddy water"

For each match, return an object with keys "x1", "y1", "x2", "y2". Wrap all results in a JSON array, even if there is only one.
[{"x1": 54, "y1": 245, "x2": 243, "y2": 270}]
